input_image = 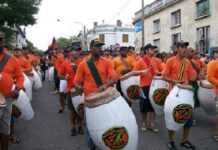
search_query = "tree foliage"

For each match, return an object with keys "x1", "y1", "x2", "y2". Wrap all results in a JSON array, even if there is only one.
[
  {"x1": 0, "y1": 0, "x2": 42, "y2": 27},
  {"x1": 56, "y1": 36, "x2": 80, "y2": 49}
]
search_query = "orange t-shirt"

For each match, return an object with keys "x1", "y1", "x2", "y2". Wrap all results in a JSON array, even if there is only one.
[
  {"x1": 207, "y1": 60, "x2": 218, "y2": 94},
  {"x1": 0, "y1": 53, "x2": 24, "y2": 97},
  {"x1": 143, "y1": 55, "x2": 163, "y2": 75},
  {"x1": 74, "y1": 57, "x2": 118, "y2": 96},
  {"x1": 133, "y1": 57, "x2": 153, "y2": 87},
  {"x1": 163, "y1": 56, "x2": 197, "y2": 84},
  {"x1": 113, "y1": 56, "x2": 135, "y2": 77},
  {"x1": 54, "y1": 53, "x2": 65, "y2": 76}
]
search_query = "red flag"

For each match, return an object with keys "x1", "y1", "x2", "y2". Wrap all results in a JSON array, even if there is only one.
[{"x1": 49, "y1": 37, "x2": 57, "y2": 49}]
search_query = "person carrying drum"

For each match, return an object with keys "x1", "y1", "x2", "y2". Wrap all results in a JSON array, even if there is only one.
[
  {"x1": 163, "y1": 41, "x2": 197, "y2": 150},
  {"x1": 61, "y1": 45, "x2": 84, "y2": 136},
  {"x1": 207, "y1": 48, "x2": 218, "y2": 142},
  {"x1": 74, "y1": 39, "x2": 118, "y2": 150},
  {"x1": 134, "y1": 43, "x2": 162, "y2": 133},
  {"x1": 113, "y1": 46, "x2": 135, "y2": 106},
  {"x1": 0, "y1": 33, "x2": 24, "y2": 150}
]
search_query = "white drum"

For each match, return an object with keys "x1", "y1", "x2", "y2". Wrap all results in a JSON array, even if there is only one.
[
  {"x1": 198, "y1": 80, "x2": 216, "y2": 116},
  {"x1": 120, "y1": 76, "x2": 140, "y2": 100},
  {"x1": 14, "y1": 90, "x2": 34, "y2": 120},
  {"x1": 23, "y1": 74, "x2": 33, "y2": 101},
  {"x1": 48, "y1": 67, "x2": 54, "y2": 81},
  {"x1": 71, "y1": 93, "x2": 85, "y2": 114},
  {"x1": 59, "y1": 80, "x2": 67, "y2": 93},
  {"x1": 32, "y1": 69, "x2": 42, "y2": 90},
  {"x1": 164, "y1": 84, "x2": 194, "y2": 131},
  {"x1": 149, "y1": 76, "x2": 170, "y2": 116},
  {"x1": 85, "y1": 87, "x2": 138, "y2": 150}
]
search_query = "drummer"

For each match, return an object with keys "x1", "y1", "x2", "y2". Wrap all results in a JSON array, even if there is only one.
[
  {"x1": 74, "y1": 39, "x2": 118, "y2": 150},
  {"x1": 163, "y1": 41, "x2": 197, "y2": 150},
  {"x1": 133, "y1": 44, "x2": 161, "y2": 133},
  {"x1": 0, "y1": 33, "x2": 24, "y2": 150},
  {"x1": 113, "y1": 46, "x2": 135, "y2": 105},
  {"x1": 207, "y1": 48, "x2": 218, "y2": 142},
  {"x1": 61, "y1": 45, "x2": 84, "y2": 136}
]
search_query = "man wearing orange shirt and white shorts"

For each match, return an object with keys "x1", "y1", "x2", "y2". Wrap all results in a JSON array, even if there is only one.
[{"x1": 207, "y1": 48, "x2": 218, "y2": 142}]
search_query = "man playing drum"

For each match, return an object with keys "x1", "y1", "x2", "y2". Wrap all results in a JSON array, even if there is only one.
[
  {"x1": 163, "y1": 41, "x2": 197, "y2": 150},
  {"x1": 74, "y1": 39, "x2": 118, "y2": 150},
  {"x1": 207, "y1": 48, "x2": 218, "y2": 142},
  {"x1": 0, "y1": 33, "x2": 24, "y2": 150},
  {"x1": 134, "y1": 44, "x2": 161, "y2": 133}
]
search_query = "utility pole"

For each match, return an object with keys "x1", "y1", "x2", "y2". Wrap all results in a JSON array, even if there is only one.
[{"x1": 141, "y1": 0, "x2": 145, "y2": 47}]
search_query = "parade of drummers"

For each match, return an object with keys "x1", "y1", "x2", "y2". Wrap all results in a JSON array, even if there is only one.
[{"x1": 1, "y1": 0, "x2": 218, "y2": 150}]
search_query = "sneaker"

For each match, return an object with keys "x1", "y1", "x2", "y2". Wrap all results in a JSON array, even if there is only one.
[
  {"x1": 180, "y1": 141, "x2": 196, "y2": 150},
  {"x1": 141, "y1": 122, "x2": 147, "y2": 132},
  {"x1": 78, "y1": 127, "x2": 84, "y2": 135},
  {"x1": 71, "y1": 128, "x2": 77, "y2": 136},
  {"x1": 167, "y1": 141, "x2": 178, "y2": 150},
  {"x1": 147, "y1": 128, "x2": 159, "y2": 133}
]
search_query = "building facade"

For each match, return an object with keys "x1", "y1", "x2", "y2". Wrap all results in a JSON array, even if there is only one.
[
  {"x1": 134, "y1": 0, "x2": 218, "y2": 54},
  {"x1": 87, "y1": 21, "x2": 135, "y2": 49}
]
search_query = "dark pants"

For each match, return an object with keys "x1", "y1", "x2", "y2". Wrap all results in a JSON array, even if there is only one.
[
  {"x1": 54, "y1": 68, "x2": 60, "y2": 90},
  {"x1": 139, "y1": 86, "x2": 154, "y2": 113}
]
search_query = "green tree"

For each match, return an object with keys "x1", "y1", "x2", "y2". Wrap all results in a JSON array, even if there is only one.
[
  {"x1": 56, "y1": 37, "x2": 72, "y2": 49},
  {"x1": 0, "y1": 0, "x2": 41, "y2": 27}
]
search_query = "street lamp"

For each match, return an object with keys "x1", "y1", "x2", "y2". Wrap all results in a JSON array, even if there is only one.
[{"x1": 141, "y1": 0, "x2": 145, "y2": 47}]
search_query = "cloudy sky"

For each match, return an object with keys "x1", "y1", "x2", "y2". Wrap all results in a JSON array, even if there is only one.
[{"x1": 26, "y1": 0, "x2": 154, "y2": 50}]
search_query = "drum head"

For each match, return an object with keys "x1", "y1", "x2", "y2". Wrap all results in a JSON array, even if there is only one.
[
  {"x1": 127, "y1": 85, "x2": 140, "y2": 99},
  {"x1": 200, "y1": 80, "x2": 214, "y2": 89},
  {"x1": 173, "y1": 104, "x2": 193, "y2": 124},
  {"x1": 102, "y1": 127, "x2": 129, "y2": 149},
  {"x1": 153, "y1": 88, "x2": 169, "y2": 106}
]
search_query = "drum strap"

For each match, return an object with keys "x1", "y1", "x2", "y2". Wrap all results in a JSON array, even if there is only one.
[
  {"x1": 0, "y1": 52, "x2": 10, "y2": 73},
  {"x1": 86, "y1": 58, "x2": 103, "y2": 87},
  {"x1": 178, "y1": 63, "x2": 185, "y2": 81}
]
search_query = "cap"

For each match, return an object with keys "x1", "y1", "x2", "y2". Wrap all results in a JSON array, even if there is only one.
[
  {"x1": 119, "y1": 46, "x2": 128, "y2": 51},
  {"x1": 90, "y1": 38, "x2": 105, "y2": 48},
  {"x1": 176, "y1": 41, "x2": 189, "y2": 48},
  {"x1": 144, "y1": 43, "x2": 157, "y2": 50}
]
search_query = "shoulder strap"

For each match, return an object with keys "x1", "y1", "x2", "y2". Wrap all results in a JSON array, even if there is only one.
[
  {"x1": 86, "y1": 58, "x2": 103, "y2": 87},
  {"x1": 0, "y1": 53, "x2": 11, "y2": 72}
]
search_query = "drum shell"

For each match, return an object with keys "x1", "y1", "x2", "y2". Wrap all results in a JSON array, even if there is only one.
[
  {"x1": 198, "y1": 84, "x2": 216, "y2": 116},
  {"x1": 149, "y1": 77, "x2": 169, "y2": 116},
  {"x1": 164, "y1": 86, "x2": 194, "y2": 131},
  {"x1": 23, "y1": 74, "x2": 33, "y2": 101},
  {"x1": 86, "y1": 96, "x2": 138, "y2": 150},
  {"x1": 48, "y1": 67, "x2": 54, "y2": 81},
  {"x1": 32, "y1": 69, "x2": 42, "y2": 90},
  {"x1": 71, "y1": 94, "x2": 84, "y2": 113},
  {"x1": 120, "y1": 76, "x2": 140, "y2": 100},
  {"x1": 14, "y1": 90, "x2": 34, "y2": 120}
]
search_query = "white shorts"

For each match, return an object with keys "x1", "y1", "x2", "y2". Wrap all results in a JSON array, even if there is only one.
[{"x1": 59, "y1": 80, "x2": 67, "y2": 93}]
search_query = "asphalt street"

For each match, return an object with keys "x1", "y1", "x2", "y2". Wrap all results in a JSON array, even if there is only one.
[{"x1": 10, "y1": 81, "x2": 218, "y2": 150}]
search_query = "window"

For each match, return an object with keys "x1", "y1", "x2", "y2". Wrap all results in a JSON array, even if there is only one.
[
  {"x1": 196, "y1": 26, "x2": 210, "y2": 54},
  {"x1": 122, "y1": 34, "x2": 129, "y2": 43},
  {"x1": 153, "y1": 19, "x2": 160, "y2": 33},
  {"x1": 99, "y1": 34, "x2": 105, "y2": 43},
  {"x1": 172, "y1": 33, "x2": 181, "y2": 49},
  {"x1": 171, "y1": 10, "x2": 181, "y2": 28},
  {"x1": 196, "y1": 0, "x2": 210, "y2": 18},
  {"x1": 153, "y1": 39, "x2": 160, "y2": 51}
]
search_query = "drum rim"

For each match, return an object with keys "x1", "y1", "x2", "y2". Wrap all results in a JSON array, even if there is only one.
[
  {"x1": 199, "y1": 80, "x2": 214, "y2": 89},
  {"x1": 85, "y1": 87, "x2": 120, "y2": 108},
  {"x1": 177, "y1": 84, "x2": 193, "y2": 91}
]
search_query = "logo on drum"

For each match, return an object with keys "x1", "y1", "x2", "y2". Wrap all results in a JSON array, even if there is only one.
[
  {"x1": 127, "y1": 85, "x2": 140, "y2": 99},
  {"x1": 153, "y1": 88, "x2": 169, "y2": 106},
  {"x1": 173, "y1": 104, "x2": 193, "y2": 124},
  {"x1": 102, "y1": 127, "x2": 129, "y2": 149}
]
